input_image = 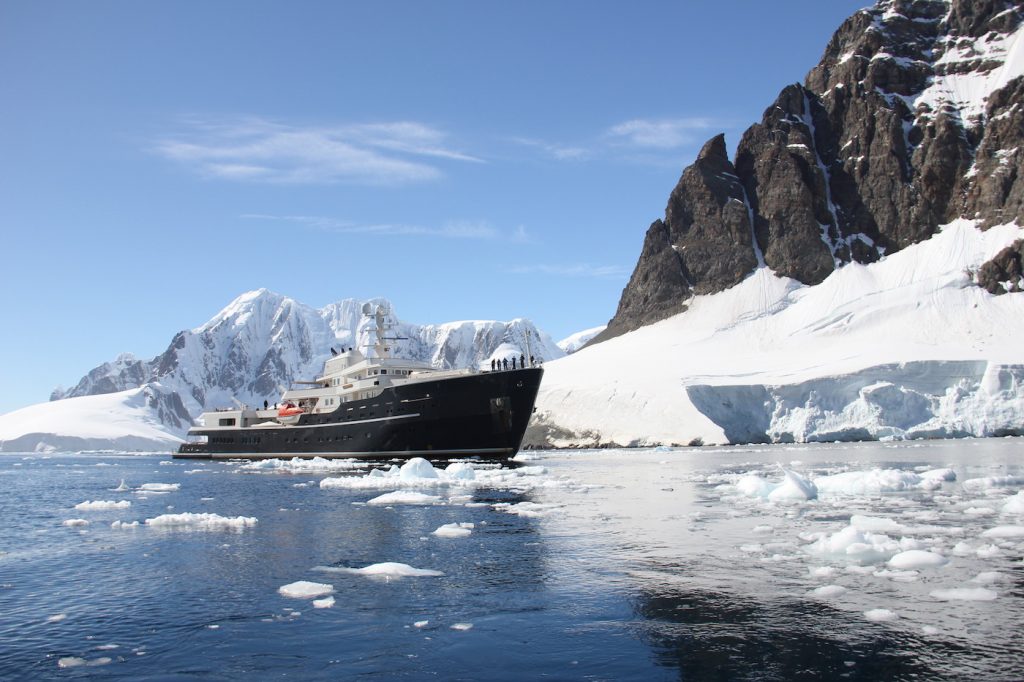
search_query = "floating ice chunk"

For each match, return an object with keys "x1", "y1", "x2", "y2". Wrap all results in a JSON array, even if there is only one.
[
  {"x1": 976, "y1": 544, "x2": 1003, "y2": 558},
  {"x1": 874, "y1": 568, "x2": 920, "y2": 581},
  {"x1": 811, "y1": 584, "x2": 847, "y2": 598},
  {"x1": 314, "y1": 562, "x2": 444, "y2": 578},
  {"x1": 111, "y1": 520, "x2": 139, "y2": 529},
  {"x1": 752, "y1": 525, "x2": 774, "y2": 534},
  {"x1": 62, "y1": 519, "x2": 89, "y2": 527},
  {"x1": 863, "y1": 608, "x2": 898, "y2": 622},
  {"x1": 444, "y1": 462, "x2": 476, "y2": 481},
  {"x1": 962, "y1": 476, "x2": 1024, "y2": 492},
  {"x1": 850, "y1": 515, "x2": 903, "y2": 533},
  {"x1": 432, "y1": 523, "x2": 474, "y2": 538},
  {"x1": 981, "y1": 525, "x2": 1024, "y2": 538},
  {"x1": 414, "y1": 620, "x2": 429, "y2": 628},
  {"x1": 366, "y1": 491, "x2": 442, "y2": 506},
  {"x1": 922, "y1": 625, "x2": 940, "y2": 635},
  {"x1": 113, "y1": 480, "x2": 130, "y2": 491},
  {"x1": 963, "y1": 507, "x2": 996, "y2": 516},
  {"x1": 768, "y1": 469, "x2": 817, "y2": 501},
  {"x1": 46, "y1": 613, "x2": 67, "y2": 623},
  {"x1": 930, "y1": 587, "x2": 998, "y2": 601},
  {"x1": 920, "y1": 468, "x2": 956, "y2": 482},
  {"x1": 971, "y1": 571, "x2": 1007, "y2": 584},
  {"x1": 139, "y1": 483, "x2": 180, "y2": 492},
  {"x1": 450, "y1": 622, "x2": 473, "y2": 631},
  {"x1": 74, "y1": 500, "x2": 130, "y2": 511},
  {"x1": 58, "y1": 657, "x2": 86, "y2": 669},
  {"x1": 57, "y1": 656, "x2": 110, "y2": 668},
  {"x1": 240, "y1": 456, "x2": 362, "y2": 473},
  {"x1": 736, "y1": 475, "x2": 773, "y2": 498},
  {"x1": 278, "y1": 581, "x2": 335, "y2": 599},
  {"x1": 145, "y1": 513, "x2": 257, "y2": 530},
  {"x1": 815, "y1": 469, "x2": 943, "y2": 496},
  {"x1": 493, "y1": 501, "x2": 560, "y2": 518},
  {"x1": 312, "y1": 596, "x2": 335, "y2": 609},
  {"x1": 805, "y1": 525, "x2": 900, "y2": 564},
  {"x1": 400, "y1": 458, "x2": 439, "y2": 480},
  {"x1": 1001, "y1": 491, "x2": 1024, "y2": 515},
  {"x1": 887, "y1": 550, "x2": 949, "y2": 570}
]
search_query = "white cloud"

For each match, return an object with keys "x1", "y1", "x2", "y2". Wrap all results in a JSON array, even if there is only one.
[
  {"x1": 604, "y1": 118, "x2": 716, "y2": 149},
  {"x1": 155, "y1": 117, "x2": 482, "y2": 185}
]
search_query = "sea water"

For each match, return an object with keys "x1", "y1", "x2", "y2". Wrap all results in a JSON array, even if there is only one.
[{"x1": 1, "y1": 438, "x2": 1023, "y2": 680}]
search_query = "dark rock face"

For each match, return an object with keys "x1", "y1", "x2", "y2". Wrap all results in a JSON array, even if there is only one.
[
  {"x1": 592, "y1": 135, "x2": 757, "y2": 343},
  {"x1": 977, "y1": 239, "x2": 1024, "y2": 293},
  {"x1": 596, "y1": 0, "x2": 1024, "y2": 343}
]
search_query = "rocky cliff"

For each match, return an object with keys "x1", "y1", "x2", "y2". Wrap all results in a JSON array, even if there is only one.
[{"x1": 594, "y1": 0, "x2": 1024, "y2": 343}]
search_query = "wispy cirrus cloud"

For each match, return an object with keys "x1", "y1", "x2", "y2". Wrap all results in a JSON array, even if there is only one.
[
  {"x1": 155, "y1": 117, "x2": 482, "y2": 185},
  {"x1": 242, "y1": 213, "x2": 529, "y2": 242},
  {"x1": 603, "y1": 117, "x2": 716, "y2": 149},
  {"x1": 504, "y1": 263, "x2": 629, "y2": 279}
]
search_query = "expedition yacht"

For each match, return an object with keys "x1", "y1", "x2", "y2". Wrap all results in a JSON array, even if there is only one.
[{"x1": 175, "y1": 304, "x2": 543, "y2": 460}]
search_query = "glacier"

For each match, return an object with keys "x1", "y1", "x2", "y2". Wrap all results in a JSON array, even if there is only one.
[{"x1": 531, "y1": 220, "x2": 1024, "y2": 447}]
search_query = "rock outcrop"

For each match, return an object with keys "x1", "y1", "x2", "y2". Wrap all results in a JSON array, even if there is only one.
[{"x1": 596, "y1": 0, "x2": 1024, "y2": 343}]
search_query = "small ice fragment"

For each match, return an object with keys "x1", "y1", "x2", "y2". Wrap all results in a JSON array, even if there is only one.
[
  {"x1": 767, "y1": 469, "x2": 817, "y2": 501},
  {"x1": 139, "y1": 483, "x2": 180, "y2": 492},
  {"x1": 313, "y1": 596, "x2": 335, "y2": 609},
  {"x1": 414, "y1": 620, "x2": 429, "y2": 628},
  {"x1": 46, "y1": 613, "x2": 67, "y2": 623},
  {"x1": 432, "y1": 523, "x2": 473, "y2": 538},
  {"x1": 399, "y1": 458, "x2": 439, "y2": 480},
  {"x1": 922, "y1": 625, "x2": 940, "y2": 635},
  {"x1": 929, "y1": 587, "x2": 998, "y2": 601},
  {"x1": 111, "y1": 520, "x2": 140, "y2": 529},
  {"x1": 887, "y1": 550, "x2": 948, "y2": 570},
  {"x1": 863, "y1": 608, "x2": 898, "y2": 622},
  {"x1": 74, "y1": 500, "x2": 130, "y2": 511},
  {"x1": 808, "y1": 566, "x2": 839, "y2": 579},
  {"x1": 752, "y1": 525, "x2": 774, "y2": 534},
  {"x1": 450, "y1": 622, "x2": 474, "y2": 631},
  {"x1": 315, "y1": 562, "x2": 444, "y2": 578},
  {"x1": 811, "y1": 584, "x2": 847, "y2": 598},
  {"x1": 444, "y1": 462, "x2": 476, "y2": 481},
  {"x1": 971, "y1": 571, "x2": 1006, "y2": 584},
  {"x1": 145, "y1": 512, "x2": 257, "y2": 529},
  {"x1": 981, "y1": 525, "x2": 1024, "y2": 539},
  {"x1": 1002, "y1": 491, "x2": 1024, "y2": 515},
  {"x1": 113, "y1": 479, "x2": 130, "y2": 491},
  {"x1": 58, "y1": 657, "x2": 86, "y2": 669},
  {"x1": 62, "y1": 519, "x2": 89, "y2": 527},
  {"x1": 366, "y1": 491, "x2": 442, "y2": 506},
  {"x1": 278, "y1": 581, "x2": 335, "y2": 599}
]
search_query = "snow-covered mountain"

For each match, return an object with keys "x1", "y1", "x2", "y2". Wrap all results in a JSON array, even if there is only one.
[
  {"x1": 557, "y1": 326, "x2": 606, "y2": 354},
  {"x1": 529, "y1": 0, "x2": 1024, "y2": 447},
  {"x1": 0, "y1": 291, "x2": 562, "y2": 452}
]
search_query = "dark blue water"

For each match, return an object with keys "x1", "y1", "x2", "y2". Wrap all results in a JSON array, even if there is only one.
[{"x1": 2, "y1": 440, "x2": 1023, "y2": 680}]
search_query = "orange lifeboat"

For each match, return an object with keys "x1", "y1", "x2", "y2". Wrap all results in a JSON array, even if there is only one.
[{"x1": 276, "y1": 404, "x2": 304, "y2": 425}]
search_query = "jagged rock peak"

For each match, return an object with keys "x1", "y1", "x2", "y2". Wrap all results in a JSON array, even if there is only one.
[{"x1": 593, "y1": 0, "x2": 1024, "y2": 345}]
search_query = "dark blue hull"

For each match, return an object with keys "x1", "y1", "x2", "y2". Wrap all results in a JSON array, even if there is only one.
[{"x1": 175, "y1": 367, "x2": 543, "y2": 460}]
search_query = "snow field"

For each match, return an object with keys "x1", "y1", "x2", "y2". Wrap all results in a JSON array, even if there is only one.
[{"x1": 537, "y1": 221, "x2": 1024, "y2": 446}]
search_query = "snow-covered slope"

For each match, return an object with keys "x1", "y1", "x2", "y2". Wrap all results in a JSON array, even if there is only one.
[
  {"x1": 0, "y1": 385, "x2": 189, "y2": 453},
  {"x1": 532, "y1": 220, "x2": 1024, "y2": 447},
  {"x1": 2, "y1": 292, "x2": 563, "y2": 452}
]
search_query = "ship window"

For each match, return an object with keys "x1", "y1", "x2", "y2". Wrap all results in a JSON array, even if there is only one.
[
  {"x1": 218, "y1": 418, "x2": 236, "y2": 427},
  {"x1": 380, "y1": 369, "x2": 387, "y2": 374}
]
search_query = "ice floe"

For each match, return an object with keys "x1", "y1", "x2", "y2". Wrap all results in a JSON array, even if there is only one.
[
  {"x1": 74, "y1": 500, "x2": 130, "y2": 511},
  {"x1": 313, "y1": 562, "x2": 444, "y2": 578},
  {"x1": 62, "y1": 519, "x2": 89, "y2": 527},
  {"x1": 929, "y1": 587, "x2": 998, "y2": 601},
  {"x1": 887, "y1": 550, "x2": 949, "y2": 570},
  {"x1": 863, "y1": 608, "x2": 899, "y2": 622},
  {"x1": 145, "y1": 513, "x2": 257, "y2": 530},
  {"x1": 138, "y1": 483, "x2": 180, "y2": 492},
  {"x1": 313, "y1": 596, "x2": 335, "y2": 608},
  {"x1": 319, "y1": 457, "x2": 561, "y2": 494},
  {"x1": 366, "y1": 491, "x2": 442, "y2": 506},
  {"x1": 240, "y1": 456, "x2": 364, "y2": 474},
  {"x1": 432, "y1": 522, "x2": 474, "y2": 538},
  {"x1": 278, "y1": 581, "x2": 335, "y2": 599}
]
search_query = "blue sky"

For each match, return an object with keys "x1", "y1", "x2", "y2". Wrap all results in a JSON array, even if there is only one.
[{"x1": 0, "y1": 0, "x2": 866, "y2": 413}]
